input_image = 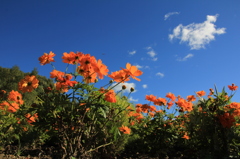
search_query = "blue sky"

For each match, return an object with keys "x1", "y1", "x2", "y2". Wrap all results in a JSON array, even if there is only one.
[{"x1": 1, "y1": 0, "x2": 240, "y2": 105}]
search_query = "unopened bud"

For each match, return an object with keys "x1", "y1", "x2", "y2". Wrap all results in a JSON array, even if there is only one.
[
  {"x1": 130, "y1": 87, "x2": 135, "y2": 92},
  {"x1": 122, "y1": 85, "x2": 127, "y2": 90},
  {"x1": 209, "y1": 88, "x2": 214, "y2": 93},
  {"x1": 109, "y1": 80, "x2": 114, "y2": 83}
]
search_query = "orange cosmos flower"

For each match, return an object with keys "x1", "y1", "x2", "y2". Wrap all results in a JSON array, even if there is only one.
[
  {"x1": 55, "y1": 82, "x2": 69, "y2": 93},
  {"x1": 0, "y1": 101, "x2": 19, "y2": 113},
  {"x1": 132, "y1": 113, "x2": 144, "y2": 122},
  {"x1": 83, "y1": 73, "x2": 98, "y2": 84},
  {"x1": 148, "y1": 112, "x2": 155, "y2": 117},
  {"x1": 187, "y1": 95, "x2": 196, "y2": 102},
  {"x1": 225, "y1": 102, "x2": 240, "y2": 116},
  {"x1": 50, "y1": 70, "x2": 65, "y2": 81},
  {"x1": 145, "y1": 94, "x2": 157, "y2": 102},
  {"x1": 94, "y1": 59, "x2": 109, "y2": 79},
  {"x1": 54, "y1": 74, "x2": 78, "y2": 93},
  {"x1": 104, "y1": 90, "x2": 117, "y2": 103},
  {"x1": 79, "y1": 54, "x2": 97, "y2": 69},
  {"x1": 62, "y1": 51, "x2": 83, "y2": 64},
  {"x1": 130, "y1": 121, "x2": 135, "y2": 126},
  {"x1": 140, "y1": 104, "x2": 150, "y2": 113},
  {"x1": 119, "y1": 125, "x2": 131, "y2": 134},
  {"x1": 108, "y1": 70, "x2": 130, "y2": 83},
  {"x1": 182, "y1": 132, "x2": 190, "y2": 140},
  {"x1": 18, "y1": 75, "x2": 39, "y2": 93},
  {"x1": 196, "y1": 90, "x2": 206, "y2": 97},
  {"x1": 38, "y1": 51, "x2": 55, "y2": 65},
  {"x1": 228, "y1": 83, "x2": 238, "y2": 91},
  {"x1": 153, "y1": 97, "x2": 167, "y2": 106},
  {"x1": 149, "y1": 105, "x2": 156, "y2": 112},
  {"x1": 79, "y1": 67, "x2": 98, "y2": 84},
  {"x1": 166, "y1": 92, "x2": 176, "y2": 101},
  {"x1": 8, "y1": 90, "x2": 24, "y2": 105},
  {"x1": 25, "y1": 113, "x2": 38, "y2": 124},
  {"x1": 218, "y1": 113, "x2": 236, "y2": 128},
  {"x1": 176, "y1": 98, "x2": 193, "y2": 112},
  {"x1": 167, "y1": 101, "x2": 174, "y2": 109},
  {"x1": 121, "y1": 63, "x2": 143, "y2": 81}
]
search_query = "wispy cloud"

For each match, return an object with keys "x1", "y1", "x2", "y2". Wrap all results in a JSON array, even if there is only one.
[
  {"x1": 134, "y1": 64, "x2": 150, "y2": 69},
  {"x1": 156, "y1": 72, "x2": 164, "y2": 78},
  {"x1": 129, "y1": 97, "x2": 138, "y2": 102},
  {"x1": 135, "y1": 64, "x2": 143, "y2": 69},
  {"x1": 142, "y1": 84, "x2": 148, "y2": 89},
  {"x1": 169, "y1": 14, "x2": 226, "y2": 50},
  {"x1": 146, "y1": 47, "x2": 158, "y2": 61},
  {"x1": 147, "y1": 50, "x2": 156, "y2": 57},
  {"x1": 145, "y1": 46, "x2": 152, "y2": 50},
  {"x1": 164, "y1": 12, "x2": 180, "y2": 20},
  {"x1": 111, "y1": 82, "x2": 136, "y2": 93},
  {"x1": 177, "y1": 53, "x2": 194, "y2": 61},
  {"x1": 129, "y1": 50, "x2": 136, "y2": 55}
]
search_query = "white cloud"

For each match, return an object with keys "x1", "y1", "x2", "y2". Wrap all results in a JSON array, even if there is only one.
[
  {"x1": 135, "y1": 64, "x2": 143, "y2": 69},
  {"x1": 129, "y1": 97, "x2": 138, "y2": 102},
  {"x1": 147, "y1": 49, "x2": 158, "y2": 61},
  {"x1": 177, "y1": 53, "x2": 194, "y2": 61},
  {"x1": 146, "y1": 46, "x2": 152, "y2": 50},
  {"x1": 129, "y1": 50, "x2": 136, "y2": 55},
  {"x1": 134, "y1": 64, "x2": 149, "y2": 69},
  {"x1": 111, "y1": 82, "x2": 136, "y2": 93},
  {"x1": 147, "y1": 50, "x2": 157, "y2": 57},
  {"x1": 142, "y1": 84, "x2": 148, "y2": 89},
  {"x1": 156, "y1": 72, "x2": 164, "y2": 78},
  {"x1": 164, "y1": 12, "x2": 180, "y2": 20},
  {"x1": 169, "y1": 14, "x2": 226, "y2": 50}
]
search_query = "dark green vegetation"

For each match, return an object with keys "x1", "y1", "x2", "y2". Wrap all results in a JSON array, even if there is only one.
[{"x1": 1, "y1": 66, "x2": 240, "y2": 159}]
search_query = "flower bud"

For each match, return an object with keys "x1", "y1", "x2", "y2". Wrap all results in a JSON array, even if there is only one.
[
  {"x1": 209, "y1": 88, "x2": 214, "y2": 93},
  {"x1": 130, "y1": 87, "x2": 135, "y2": 92},
  {"x1": 122, "y1": 85, "x2": 127, "y2": 90}
]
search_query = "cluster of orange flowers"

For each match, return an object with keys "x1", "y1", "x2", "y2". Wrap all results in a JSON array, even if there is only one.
[
  {"x1": 39, "y1": 51, "x2": 109, "y2": 84},
  {"x1": 50, "y1": 70, "x2": 78, "y2": 92},
  {"x1": 0, "y1": 90, "x2": 23, "y2": 113},
  {"x1": 108, "y1": 63, "x2": 143, "y2": 83},
  {"x1": 218, "y1": 113, "x2": 236, "y2": 128},
  {"x1": 135, "y1": 104, "x2": 157, "y2": 117},
  {"x1": 219, "y1": 102, "x2": 240, "y2": 128},
  {"x1": 145, "y1": 92, "x2": 197, "y2": 112},
  {"x1": 38, "y1": 51, "x2": 143, "y2": 99},
  {"x1": 217, "y1": 84, "x2": 239, "y2": 128},
  {"x1": 0, "y1": 75, "x2": 40, "y2": 129}
]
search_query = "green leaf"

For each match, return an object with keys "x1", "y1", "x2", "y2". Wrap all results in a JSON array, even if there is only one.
[{"x1": 99, "y1": 107, "x2": 106, "y2": 118}]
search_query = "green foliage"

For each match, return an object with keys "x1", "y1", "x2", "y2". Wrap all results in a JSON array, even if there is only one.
[{"x1": 1, "y1": 60, "x2": 240, "y2": 159}]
